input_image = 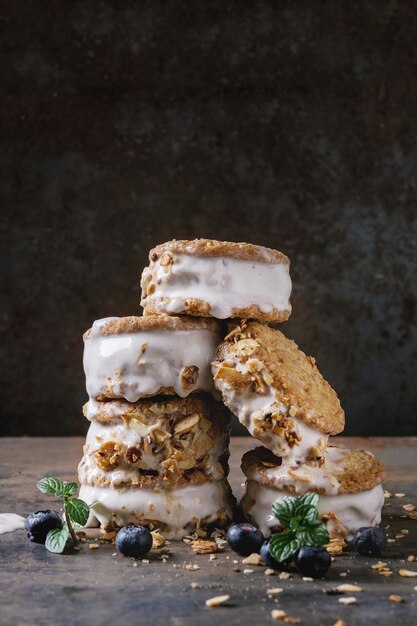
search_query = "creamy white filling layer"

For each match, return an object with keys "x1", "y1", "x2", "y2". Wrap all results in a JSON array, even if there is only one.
[
  {"x1": 142, "y1": 253, "x2": 292, "y2": 319},
  {"x1": 79, "y1": 481, "x2": 232, "y2": 539},
  {"x1": 84, "y1": 318, "x2": 221, "y2": 401},
  {"x1": 242, "y1": 480, "x2": 384, "y2": 539},
  {"x1": 213, "y1": 360, "x2": 327, "y2": 463}
]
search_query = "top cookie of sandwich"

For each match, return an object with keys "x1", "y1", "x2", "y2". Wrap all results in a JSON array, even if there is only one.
[
  {"x1": 212, "y1": 321, "x2": 345, "y2": 464},
  {"x1": 83, "y1": 315, "x2": 223, "y2": 402},
  {"x1": 140, "y1": 238, "x2": 292, "y2": 322}
]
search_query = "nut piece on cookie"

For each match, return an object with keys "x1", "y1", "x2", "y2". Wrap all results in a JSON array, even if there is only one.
[
  {"x1": 83, "y1": 315, "x2": 223, "y2": 402},
  {"x1": 140, "y1": 239, "x2": 292, "y2": 322},
  {"x1": 212, "y1": 322, "x2": 345, "y2": 464},
  {"x1": 240, "y1": 445, "x2": 386, "y2": 539}
]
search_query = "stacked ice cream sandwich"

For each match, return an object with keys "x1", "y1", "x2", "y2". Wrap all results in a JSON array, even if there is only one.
[
  {"x1": 79, "y1": 238, "x2": 385, "y2": 541},
  {"x1": 78, "y1": 315, "x2": 234, "y2": 538}
]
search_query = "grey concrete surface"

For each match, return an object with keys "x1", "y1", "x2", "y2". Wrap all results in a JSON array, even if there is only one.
[{"x1": 1, "y1": 1, "x2": 416, "y2": 435}]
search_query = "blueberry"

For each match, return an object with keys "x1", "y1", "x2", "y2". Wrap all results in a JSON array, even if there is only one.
[
  {"x1": 227, "y1": 523, "x2": 264, "y2": 556},
  {"x1": 351, "y1": 526, "x2": 387, "y2": 557},
  {"x1": 115, "y1": 525, "x2": 153, "y2": 558},
  {"x1": 295, "y1": 546, "x2": 331, "y2": 578},
  {"x1": 24, "y1": 510, "x2": 62, "y2": 544}
]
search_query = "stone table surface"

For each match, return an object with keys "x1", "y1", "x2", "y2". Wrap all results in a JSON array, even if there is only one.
[{"x1": 1, "y1": 436, "x2": 417, "y2": 626}]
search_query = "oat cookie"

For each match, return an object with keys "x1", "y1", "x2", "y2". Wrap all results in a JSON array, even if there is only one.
[
  {"x1": 212, "y1": 321, "x2": 345, "y2": 463},
  {"x1": 140, "y1": 239, "x2": 292, "y2": 322}
]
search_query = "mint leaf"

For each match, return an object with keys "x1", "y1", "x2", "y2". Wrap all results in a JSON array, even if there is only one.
[
  {"x1": 45, "y1": 523, "x2": 69, "y2": 554},
  {"x1": 302, "y1": 520, "x2": 330, "y2": 546},
  {"x1": 61, "y1": 482, "x2": 78, "y2": 499},
  {"x1": 37, "y1": 477, "x2": 66, "y2": 497},
  {"x1": 293, "y1": 492, "x2": 319, "y2": 512},
  {"x1": 270, "y1": 530, "x2": 301, "y2": 562},
  {"x1": 64, "y1": 499, "x2": 90, "y2": 526},
  {"x1": 272, "y1": 496, "x2": 296, "y2": 527},
  {"x1": 295, "y1": 504, "x2": 318, "y2": 523}
]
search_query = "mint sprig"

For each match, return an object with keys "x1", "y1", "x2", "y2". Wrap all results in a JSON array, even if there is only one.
[
  {"x1": 37, "y1": 477, "x2": 92, "y2": 553},
  {"x1": 269, "y1": 492, "x2": 329, "y2": 563}
]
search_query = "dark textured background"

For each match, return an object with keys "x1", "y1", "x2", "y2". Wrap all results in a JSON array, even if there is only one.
[{"x1": 1, "y1": 1, "x2": 416, "y2": 437}]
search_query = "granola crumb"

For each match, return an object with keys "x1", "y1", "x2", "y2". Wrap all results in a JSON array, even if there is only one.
[
  {"x1": 151, "y1": 531, "x2": 166, "y2": 549},
  {"x1": 302, "y1": 577, "x2": 313, "y2": 582},
  {"x1": 89, "y1": 543, "x2": 100, "y2": 550},
  {"x1": 403, "y1": 504, "x2": 416, "y2": 512},
  {"x1": 407, "y1": 555, "x2": 416, "y2": 562},
  {"x1": 265, "y1": 568, "x2": 276, "y2": 576},
  {"x1": 338, "y1": 597, "x2": 357, "y2": 605},
  {"x1": 243, "y1": 568, "x2": 254, "y2": 574},
  {"x1": 399, "y1": 569, "x2": 417, "y2": 577},
  {"x1": 389, "y1": 594, "x2": 404, "y2": 603},
  {"x1": 183, "y1": 562, "x2": 200, "y2": 571},
  {"x1": 267, "y1": 587, "x2": 284, "y2": 595},
  {"x1": 191, "y1": 582, "x2": 201, "y2": 589},
  {"x1": 279, "y1": 571, "x2": 291, "y2": 580},
  {"x1": 205, "y1": 594, "x2": 230, "y2": 608},
  {"x1": 191, "y1": 540, "x2": 221, "y2": 554},
  {"x1": 395, "y1": 493, "x2": 406, "y2": 497},
  {"x1": 242, "y1": 553, "x2": 263, "y2": 566},
  {"x1": 271, "y1": 609, "x2": 286, "y2": 620},
  {"x1": 336, "y1": 584, "x2": 363, "y2": 593}
]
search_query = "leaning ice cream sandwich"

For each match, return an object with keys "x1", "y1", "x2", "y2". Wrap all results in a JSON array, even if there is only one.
[
  {"x1": 212, "y1": 321, "x2": 345, "y2": 464},
  {"x1": 140, "y1": 239, "x2": 292, "y2": 322},
  {"x1": 241, "y1": 446, "x2": 386, "y2": 539},
  {"x1": 83, "y1": 315, "x2": 223, "y2": 402}
]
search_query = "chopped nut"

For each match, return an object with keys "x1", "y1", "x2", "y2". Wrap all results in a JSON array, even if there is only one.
[
  {"x1": 183, "y1": 562, "x2": 200, "y2": 571},
  {"x1": 267, "y1": 588, "x2": 283, "y2": 595},
  {"x1": 289, "y1": 406, "x2": 298, "y2": 417},
  {"x1": 403, "y1": 504, "x2": 416, "y2": 512},
  {"x1": 399, "y1": 569, "x2": 417, "y2": 577},
  {"x1": 191, "y1": 540, "x2": 221, "y2": 555},
  {"x1": 336, "y1": 584, "x2": 363, "y2": 593},
  {"x1": 191, "y1": 582, "x2": 201, "y2": 589},
  {"x1": 243, "y1": 568, "x2": 254, "y2": 574},
  {"x1": 279, "y1": 571, "x2": 291, "y2": 580},
  {"x1": 338, "y1": 597, "x2": 357, "y2": 605},
  {"x1": 179, "y1": 368, "x2": 200, "y2": 392},
  {"x1": 242, "y1": 552, "x2": 263, "y2": 566},
  {"x1": 89, "y1": 543, "x2": 100, "y2": 550},
  {"x1": 302, "y1": 577, "x2": 313, "y2": 582},
  {"x1": 395, "y1": 493, "x2": 406, "y2": 498},
  {"x1": 142, "y1": 559, "x2": 150, "y2": 564},
  {"x1": 389, "y1": 594, "x2": 404, "y2": 603},
  {"x1": 151, "y1": 531, "x2": 166, "y2": 549},
  {"x1": 379, "y1": 571, "x2": 393, "y2": 577},
  {"x1": 371, "y1": 561, "x2": 387, "y2": 570},
  {"x1": 265, "y1": 568, "x2": 275, "y2": 576},
  {"x1": 407, "y1": 555, "x2": 416, "y2": 562},
  {"x1": 205, "y1": 594, "x2": 230, "y2": 608},
  {"x1": 271, "y1": 610, "x2": 286, "y2": 620}
]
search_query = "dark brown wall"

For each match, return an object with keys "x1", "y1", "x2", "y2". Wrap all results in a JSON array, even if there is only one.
[{"x1": 2, "y1": 1, "x2": 416, "y2": 436}]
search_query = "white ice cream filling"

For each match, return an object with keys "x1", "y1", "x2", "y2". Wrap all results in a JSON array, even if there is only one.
[
  {"x1": 213, "y1": 360, "x2": 328, "y2": 464},
  {"x1": 242, "y1": 480, "x2": 384, "y2": 540},
  {"x1": 79, "y1": 481, "x2": 232, "y2": 539},
  {"x1": 142, "y1": 253, "x2": 292, "y2": 319},
  {"x1": 84, "y1": 318, "x2": 222, "y2": 401}
]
